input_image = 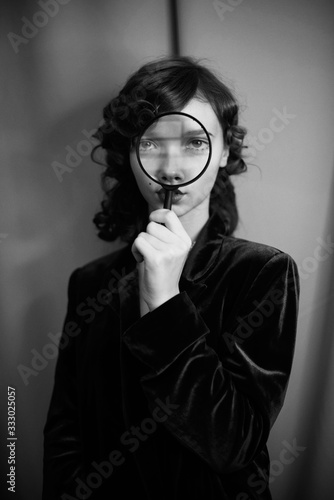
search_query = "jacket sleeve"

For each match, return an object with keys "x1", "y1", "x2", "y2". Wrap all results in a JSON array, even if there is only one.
[
  {"x1": 42, "y1": 269, "x2": 84, "y2": 499},
  {"x1": 121, "y1": 252, "x2": 300, "y2": 474}
]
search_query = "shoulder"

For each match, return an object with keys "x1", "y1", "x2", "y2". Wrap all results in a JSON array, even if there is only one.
[
  {"x1": 211, "y1": 236, "x2": 300, "y2": 304},
  {"x1": 224, "y1": 235, "x2": 295, "y2": 262},
  {"x1": 67, "y1": 243, "x2": 133, "y2": 301},
  {"x1": 220, "y1": 235, "x2": 299, "y2": 280}
]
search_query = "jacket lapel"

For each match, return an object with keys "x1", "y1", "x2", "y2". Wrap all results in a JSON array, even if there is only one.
[{"x1": 182, "y1": 212, "x2": 227, "y2": 281}]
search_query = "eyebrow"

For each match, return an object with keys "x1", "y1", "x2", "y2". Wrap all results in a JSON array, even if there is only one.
[
  {"x1": 183, "y1": 128, "x2": 213, "y2": 137},
  {"x1": 141, "y1": 129, "x2": 213, "y2": 140}
]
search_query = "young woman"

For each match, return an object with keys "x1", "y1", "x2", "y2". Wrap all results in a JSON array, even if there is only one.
[{"x1": 43, "y1": 56, "x2": 300, "y2": 500}]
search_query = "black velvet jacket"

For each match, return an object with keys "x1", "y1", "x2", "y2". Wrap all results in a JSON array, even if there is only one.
[{"x1": 43, "y1": 213, "x2": 299, "y2": 500}]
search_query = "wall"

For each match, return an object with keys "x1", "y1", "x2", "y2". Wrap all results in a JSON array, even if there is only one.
[{"x1": 1, "y1": 0, "x2": 333, "y2": 499}]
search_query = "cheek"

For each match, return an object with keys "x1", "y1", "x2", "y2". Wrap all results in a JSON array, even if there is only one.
[
  {"x1": 134, "y1": 171, "x2": 151, "y2": 195},
  {"x1": 130, "y1": 154, "x2": 155, "y2": 198},
  {"x1": 200, "y1": 157, "x2": 221, "y2": 192},
  {"x1": 130, "y1": 154, "x2": 144, "y2": 186},
  {"x1": 190, "y1": 171, "x2": 217, "y2": 203},
  {"x1": 190, "y1": 159, "x2": 221, "y2": 200},
  {"x1": 129, "y1": 152, "x2": 139, "y2": 178},
  {"x1": 202, "y1": 171, "x2": 219, "y2": 195}
]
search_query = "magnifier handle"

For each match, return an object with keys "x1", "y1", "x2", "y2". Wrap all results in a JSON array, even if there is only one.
[{"x1": 163, "y1": 190, "x2": 173, "y2": 210}]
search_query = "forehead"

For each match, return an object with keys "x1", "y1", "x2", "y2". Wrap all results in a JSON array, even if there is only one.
[
  {"x1": 179, "y1": 98, "x2": 221, "y2": 135},
  {"x1": 143, "y1": 113, "x2": 208, "y2": 139}
]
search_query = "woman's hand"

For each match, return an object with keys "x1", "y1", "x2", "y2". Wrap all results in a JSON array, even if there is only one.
[{"x1": 131, "y1": 209, "x2": 192, "y2": 312}]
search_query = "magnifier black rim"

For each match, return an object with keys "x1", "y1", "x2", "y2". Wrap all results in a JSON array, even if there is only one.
[{"x1": 135, "y1": 111, "x2": 212, "y2": 189}]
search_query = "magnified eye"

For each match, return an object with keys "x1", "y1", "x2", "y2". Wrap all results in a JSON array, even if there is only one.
[
  {"x1": 186, "y1": 139, "x2": 209, "y2": 153},
  {"x1": 139, "y1": 139, "x2": 157, "y2": 152}
]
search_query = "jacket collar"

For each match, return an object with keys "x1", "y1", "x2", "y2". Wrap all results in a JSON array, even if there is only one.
[{"x1": 181, "y1": 211, "x2": 228, "y2": 283}]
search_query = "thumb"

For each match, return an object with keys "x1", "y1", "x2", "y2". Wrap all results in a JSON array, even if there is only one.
[{"x1": 131, "y1": 240, "x2": 144, "y2": 263}]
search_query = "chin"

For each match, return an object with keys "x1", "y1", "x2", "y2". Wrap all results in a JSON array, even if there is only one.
[{"x1": 171, "y1": 203, "x2": 193, "y2": 217}]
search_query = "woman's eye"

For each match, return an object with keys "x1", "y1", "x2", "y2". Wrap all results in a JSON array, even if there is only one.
[
  {"x1": 186, "y1": 139, "x2": 209, "y2": 152},
  {"x1": 139, "y1": 140, "x2": 156, "y2": 151}
]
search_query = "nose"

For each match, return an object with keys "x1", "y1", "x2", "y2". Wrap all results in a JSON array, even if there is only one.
[{"x1": 158, "y1": 150, "x2": 184, "y2": 185}]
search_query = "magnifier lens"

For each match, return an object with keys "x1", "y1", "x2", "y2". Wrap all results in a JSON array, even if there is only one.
[{"x1": 137, "y1": 113, "x2": 211, "y2": 187}]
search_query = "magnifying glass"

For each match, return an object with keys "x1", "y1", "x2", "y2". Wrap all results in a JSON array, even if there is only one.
[{"x1": 135, "y1": 111, "x2": 212, "y2": 210}]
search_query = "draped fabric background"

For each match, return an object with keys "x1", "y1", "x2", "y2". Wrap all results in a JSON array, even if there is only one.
[{"x1": 1, "y1": 0, "x2": 333, "y2": 498}]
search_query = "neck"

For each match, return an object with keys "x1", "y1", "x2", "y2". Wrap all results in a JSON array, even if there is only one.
[{"x1": 178, "y1": 198, "x2": 210, "y2": 243}]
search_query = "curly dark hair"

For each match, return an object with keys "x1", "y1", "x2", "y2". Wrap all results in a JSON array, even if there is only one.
[{"x1": 91, "y1": 56, "x2": 247, "y2": 242}]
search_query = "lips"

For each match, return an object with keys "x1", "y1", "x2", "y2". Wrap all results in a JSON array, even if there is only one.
[
  {"x1": 157, "y1": 188, "x2": 185, "y2": 203},
  {"x1": 157, "y1": 188, "x2": 184, "y2": 195}
]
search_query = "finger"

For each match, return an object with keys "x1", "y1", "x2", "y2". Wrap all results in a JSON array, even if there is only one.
[
  {"x1": 132, "y1": 232, "x2": 162, "y2": 263},
  {"x1": 139, "y1": 231, "x2": 168, "y2": 251},
  {"x1": 146, "y1": 220, "x2": 179, "y2": 244},
  {"x1": 131, "y1": 239, "x2": 144, "y2": 263},
  {"x1": 132, "y1": 233, "x2": 158, "y2": 263},
  {"x1": 149, "y1": 209, "x2": 190, "y2": 242}
]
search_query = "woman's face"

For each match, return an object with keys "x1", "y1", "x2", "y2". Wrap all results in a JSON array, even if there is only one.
[{"x1": 129, "y1": 98, "x2": 228, "y2": 220}]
